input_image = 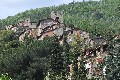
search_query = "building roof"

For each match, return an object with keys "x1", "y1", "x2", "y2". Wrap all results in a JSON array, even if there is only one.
[
  {"x1": 36, "y1": 18, "x2": 59, "y2": 27},
  {"x1": 15, "y1": 26, "x2": 29, "y2": 37},
  {"x1": 92, "y1": 36, "x2": 106, "y2": 45}
]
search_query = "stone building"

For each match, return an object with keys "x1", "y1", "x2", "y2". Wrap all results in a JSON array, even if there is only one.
[{"x1": 51, "y1": 11, "x2": 63, "y2": 23}]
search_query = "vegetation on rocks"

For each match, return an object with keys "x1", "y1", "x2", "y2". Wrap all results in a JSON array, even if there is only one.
[{"x1": 0, "y1": 0, "x2": 120, "y2": 80}]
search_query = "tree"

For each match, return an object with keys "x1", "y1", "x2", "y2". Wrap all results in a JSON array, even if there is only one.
[
  {"x1": 62, "y1": 37, "x2": 71, "y2": 79},
  {"x1": 104, "y1": 38, "x2": 120, "y2": 80},
  {"x1": 0, "y1": 73, "x2": 12, "y2": 80},
  {"x1": 69, "y1": 35, "x2": 86, "y2": 80},
  {"x1": 48, "y1": 37, "x2": 64, "y2": 79},
  {"x1": 0, "y1": 36, "x2": 57, "y2": 80},
  {"x1": 0, "y1": 30, "x2": 17, "y2": 42}
]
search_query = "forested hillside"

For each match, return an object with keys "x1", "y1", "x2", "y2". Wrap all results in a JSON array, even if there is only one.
[
  {"x1": 0, "y1": 0, "x2": 120, "y2": 40},
  {"x1": 0, "y1": 0, "x2": 120, "y2": 80}
]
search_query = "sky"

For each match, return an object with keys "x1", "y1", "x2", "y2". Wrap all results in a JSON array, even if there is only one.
[{"x1": 0, "y1": 0, "x2": 99, "y2": 19}]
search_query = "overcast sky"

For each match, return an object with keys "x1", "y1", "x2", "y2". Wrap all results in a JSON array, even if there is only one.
[{"x1": 0, "y1": 0, "x2": 99, "y2": 19}]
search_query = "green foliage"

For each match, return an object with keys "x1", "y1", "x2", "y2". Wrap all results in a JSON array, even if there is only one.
[
  {"x1": 0, "y1": 35, "x2": 57, "y2": 80},
  {"x1": 0, "y1": 0, "x2": 120, "y2": 40},
  {"x1": 0, "y1": 73, "x2": 12, "y2": 80},
  {"x1": 69, "y1": 36, "x2": 86, "y2": 80},
  {"x1": 48, "y1": 37, "x2": 64, "y2": 79},
  {"x1": 0, "y1": 30, "x2": 17, "y2": 42},
  {"x1": 103, "y1": 39, "x2": 120, "y2": 80},
  {"x1": 0, "y1": 0, "x2": 120, "y2": 80}
]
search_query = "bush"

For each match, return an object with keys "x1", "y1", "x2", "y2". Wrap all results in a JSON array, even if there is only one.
[{"x1": 0, "y1": 73, "x2": 12, "y2": 80}]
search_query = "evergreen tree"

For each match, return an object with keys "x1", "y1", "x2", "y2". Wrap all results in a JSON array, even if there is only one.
[{"x1": 49, "y1": 37, "x2": 64, "y2": 79}]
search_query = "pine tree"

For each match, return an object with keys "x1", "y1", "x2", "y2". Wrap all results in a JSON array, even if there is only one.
[
  {"x1": 49, "y1": 37, "x2": 64, "y2": 79},
  {"x1": 62, "y1": 41, "x2": 70, "y2": 79}
]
